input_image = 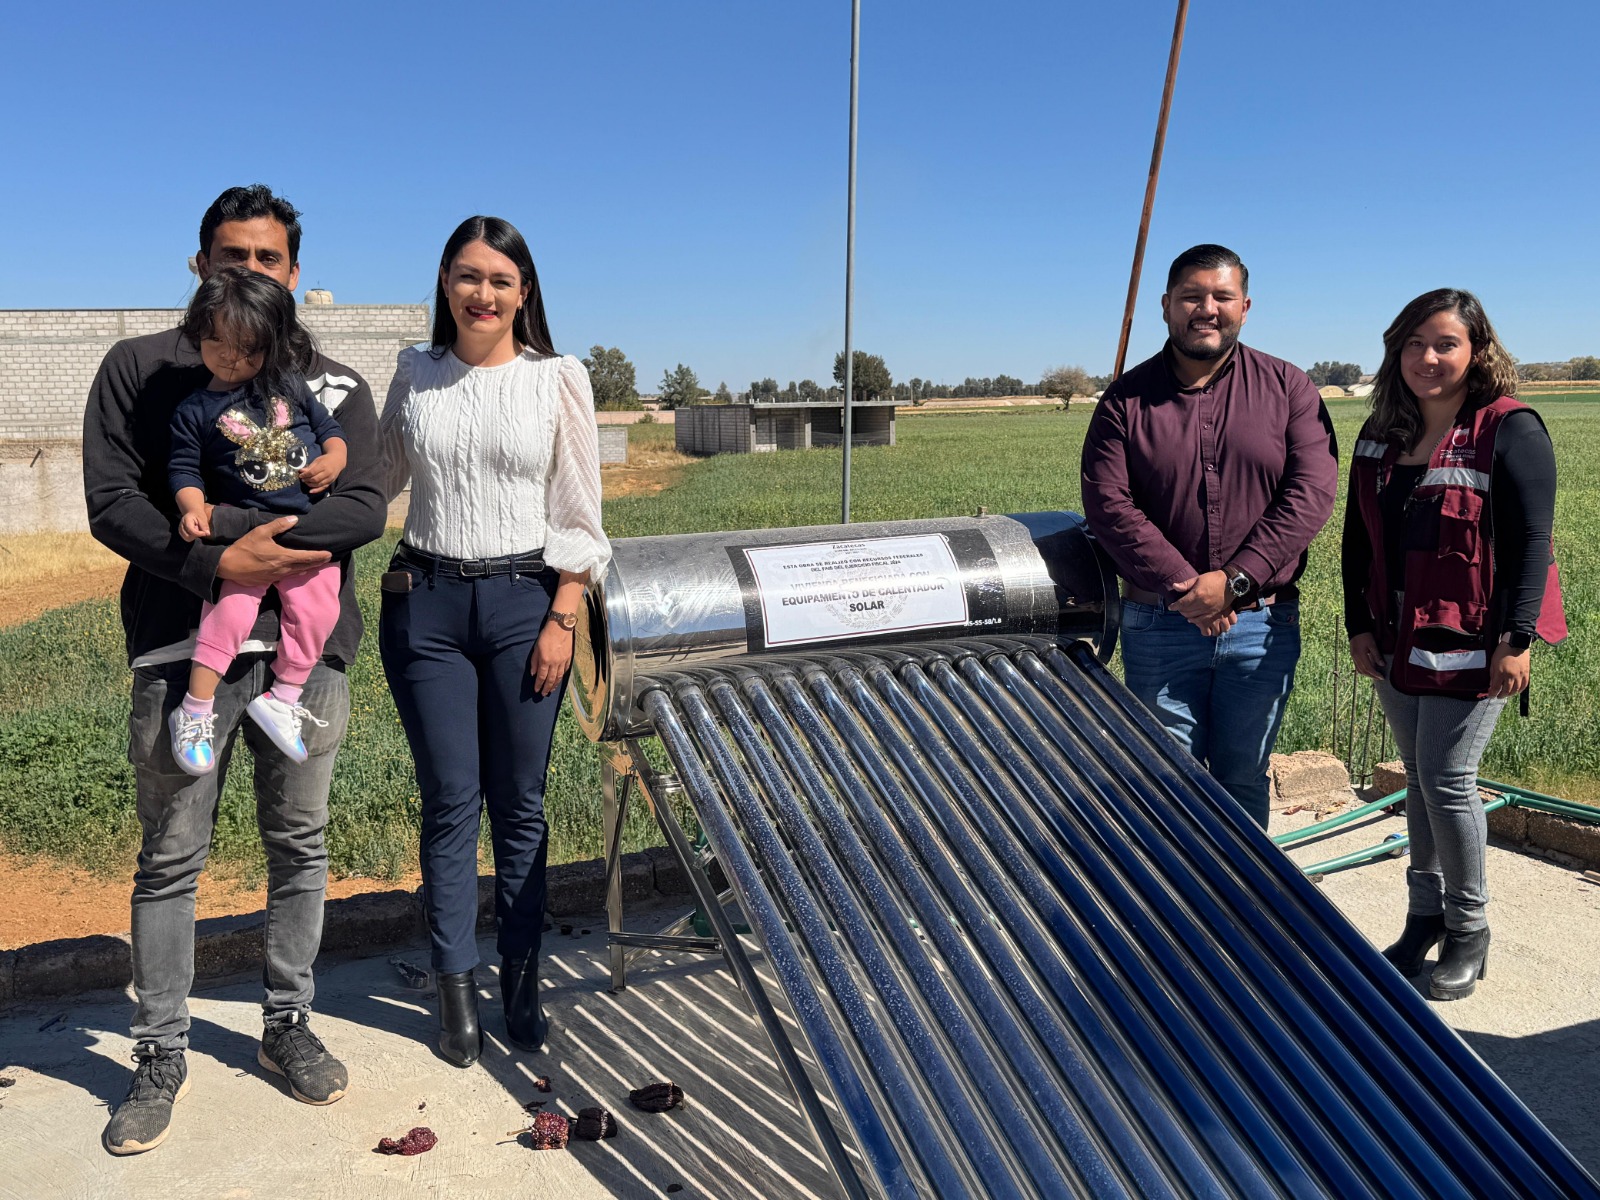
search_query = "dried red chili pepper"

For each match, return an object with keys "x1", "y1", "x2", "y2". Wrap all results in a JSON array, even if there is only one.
[
  {"x1": 572, "y1": 1107, "x2": 619, "y2": 1140},
  {"x1": 527, "y1": 1110, "x2": 570, "y2": 1150},
  {"x1": 628, "y1": 1082, "x2": 684, "y2": 1112},
  {"x1": 376, "y1": 1126, "x2": 437, "y2": 1156}
]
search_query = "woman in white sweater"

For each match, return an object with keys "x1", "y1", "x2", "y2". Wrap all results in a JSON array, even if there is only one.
[{"x1": 379, "y1": 216, "x2": 610, "y2": 1067}]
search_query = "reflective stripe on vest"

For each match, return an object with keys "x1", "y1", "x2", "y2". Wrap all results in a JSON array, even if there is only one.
[
  {"x1": 1418, "y1": 466, "x2": 1491, "y2": 490},
  {"x1": 1408, "y1": 646, "x2": 1487, "y2": 672}
]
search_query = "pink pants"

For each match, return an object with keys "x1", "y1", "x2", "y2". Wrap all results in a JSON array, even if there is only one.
[{"x1": 193, "y1": 561, "x2": 343, "y2": 688}]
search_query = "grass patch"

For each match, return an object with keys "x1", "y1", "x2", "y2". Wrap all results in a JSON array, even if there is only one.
[
  {"x1": 3, "y1": 397, "x2": 1595, "y2": 878},
  {"x1": 0, "y1": 530, "x2": 124, "y2": 589}
]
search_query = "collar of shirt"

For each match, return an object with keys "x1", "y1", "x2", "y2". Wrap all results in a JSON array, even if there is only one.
[{"x1": 1160, "y1": 339, "x2": 1240, "y2": 393}]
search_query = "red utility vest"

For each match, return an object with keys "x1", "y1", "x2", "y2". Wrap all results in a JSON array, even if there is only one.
[{"x1": 1351, "y1": 396, "x2": 1566, "y2": 698}]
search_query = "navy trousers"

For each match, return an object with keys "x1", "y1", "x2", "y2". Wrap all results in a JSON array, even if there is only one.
[{"x1": 379, "y1": 557, "x2": 563, "y2": 975}]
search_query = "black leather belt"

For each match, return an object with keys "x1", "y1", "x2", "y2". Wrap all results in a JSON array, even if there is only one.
[{"x1": 397, "y1": 541, "x2": 546, "y2": 579}]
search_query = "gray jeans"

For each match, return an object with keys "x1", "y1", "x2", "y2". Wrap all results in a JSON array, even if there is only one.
[
  {"x1": 1376, "y1": 674, "x2": 1506, "y2": 932},
  {"x1": 127, "y1": 655, "x2": 349, "y2": 1050}
]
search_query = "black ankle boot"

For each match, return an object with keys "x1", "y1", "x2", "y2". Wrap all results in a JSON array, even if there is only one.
[
  {"x1": 1380, "y1": 912, "x2": 1447, "y2": 976},
  {"x1": 1430, "y1": 928, "x2": 1490, "y2": 1001},
  {"x1": 435, "y1": 970, "x2": 482, "y2": 1067},
  {"x1": 501, "y1": 956, "x2": 550, "y2": 1052}
]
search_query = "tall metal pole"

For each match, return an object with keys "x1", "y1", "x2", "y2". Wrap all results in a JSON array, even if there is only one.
[
  {"x1": 841, "y1": 0, "x2": 860, "y2": 523},
  {"x1": 1112, "y1": 0, "x2": 1189, "y2": 380}
]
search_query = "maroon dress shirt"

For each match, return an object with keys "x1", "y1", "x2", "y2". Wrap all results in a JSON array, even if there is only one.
[{"x1": 1080, "y1": 342, "x2": 1338, "y2": 600}]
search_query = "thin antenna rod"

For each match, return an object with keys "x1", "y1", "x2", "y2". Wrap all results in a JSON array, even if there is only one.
[
  {"x1": 841, "y1": 0, "x2": 861, "y2": 523},
  {"x1": 1112, "y1": 0, "x2": 1189, "y2": 380}
]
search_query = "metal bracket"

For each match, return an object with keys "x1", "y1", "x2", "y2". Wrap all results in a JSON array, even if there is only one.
[{"x1": 602, "y1": 740, "x2": 730, "y2": 991}]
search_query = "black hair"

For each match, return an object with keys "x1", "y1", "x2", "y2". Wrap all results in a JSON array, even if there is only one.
[
  {"x1": 199, "y1": 185, "x2": 303, "y2": 264},
  {"x1": 180, "y1": 268, "x2": 318, "y2": 404},
  {"x1": 429, "y1": 215, "x2": 556, "y2": 357},
  {"x1": 1166, "y1": 243, "x2": 1249, "y2": 295}
]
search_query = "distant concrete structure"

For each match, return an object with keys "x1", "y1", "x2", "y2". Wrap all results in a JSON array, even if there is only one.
[
  {"x1": 675, "y1": 399, "x2": 897, "y2": 456},
  {"x1": 597, "y1": 426, "x2": 628, "y2": 464},
  {"x1": 1318, "y1": 385, "x2": 1348, "y2": 399},
  {"x1": 1349, "y1": 383, "x2": 1374, "y2": 398}
]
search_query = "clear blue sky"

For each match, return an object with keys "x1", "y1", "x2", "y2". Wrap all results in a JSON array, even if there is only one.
[{"x1": 3, "y1": 1, "x2": 1596, "y2": 389}]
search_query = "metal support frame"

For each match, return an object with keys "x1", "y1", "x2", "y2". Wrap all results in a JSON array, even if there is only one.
[{"x1": 601, "y1": 742, "x2": 723, "y2": 992}]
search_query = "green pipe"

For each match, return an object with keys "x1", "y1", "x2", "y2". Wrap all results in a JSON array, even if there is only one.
[
  {"x1": 1479, "y1": 779, "x2": 1600, "y2": 824},
  {"x1": 1272, "y1": 789, "x2": 1405, "y2": 848},
  {"x1": 1291, "y1": 778, "x2": 1600, "y2": 880},
  {"x1": 1301, "y1": 834, "x2": 1412, "y2": 880},
  {"x1": 1301, "y1": 797, "x2": 1510, "y2": 879}
]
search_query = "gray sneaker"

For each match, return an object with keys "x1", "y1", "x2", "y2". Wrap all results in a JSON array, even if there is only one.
[
  {"x1": 104, "y1": 1042, "x2": 189, "y2": 1155},
  {"x1": 258, "y1": 1012, "x2": 347, "y2": 1105}
]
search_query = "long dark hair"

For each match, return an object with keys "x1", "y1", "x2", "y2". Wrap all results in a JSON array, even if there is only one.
[
  {"x1": 180, "y1": 268, "x2": 317, "y2": 404},
  {"x1": 1368, "y1": 288, "x2": 1519, "y2": 451},
  {"x1": 429, "y1": 215, "x2": 556, "y2": 358}
]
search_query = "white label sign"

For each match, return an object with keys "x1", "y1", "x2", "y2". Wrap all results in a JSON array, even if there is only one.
[{"x1": 744, "y1": 534, "x2": 970, "y2": 647}]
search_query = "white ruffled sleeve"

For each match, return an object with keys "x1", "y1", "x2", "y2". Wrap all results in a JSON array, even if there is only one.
[
  {"x1": 379, "y1": 349, "x2": 413, "y2": 503},
  {"x1": 544, "y1": 355, "x2": 613, "y2": 578}
]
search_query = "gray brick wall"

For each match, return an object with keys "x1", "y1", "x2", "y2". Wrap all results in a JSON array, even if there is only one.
[{"x1": 0, "y1": 305, "x2": 431, "y2": 441}]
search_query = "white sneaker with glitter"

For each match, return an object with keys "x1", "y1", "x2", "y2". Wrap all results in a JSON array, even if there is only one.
[
  {"x1": 168, "y1": 707, "x2": 217, "y2": 776},
  {"x1": 245, "y1": 691, "x2": 328, "y2": 764}
]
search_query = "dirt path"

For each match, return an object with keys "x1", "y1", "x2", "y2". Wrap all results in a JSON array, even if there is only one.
[
  {"x1": 1, "y1": 563, "x2": 126, "y2": 628},
  {"x1": 0, "y1": 852, "x2": 420, "y2": 950}
]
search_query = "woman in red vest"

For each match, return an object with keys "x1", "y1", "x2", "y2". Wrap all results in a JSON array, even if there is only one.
[{"x1": 1342, "y1": 288, "x2": 1564, "y2": 1001}]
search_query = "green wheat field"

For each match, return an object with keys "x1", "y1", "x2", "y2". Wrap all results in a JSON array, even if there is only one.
[{"x1": 2, "y1": 397, "x2": 1595, "y2": 881}]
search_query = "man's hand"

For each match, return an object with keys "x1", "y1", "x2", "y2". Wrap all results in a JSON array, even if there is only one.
[
  {"x1": 216, "y1": 516, "x2": 331, "y2": 585},
  {"x1": 1195, "y1": 612, "x2": 1238, "y2": 637},
  {"x1": 1348, "y1": 632, "x2": 1386, "y2": 680},
  {"x1": 1487, "y1": 643, "x2": 1531, "y2": 698},
  {"x1": 179, "y1": 504, "x2": 214, "y2": 543},
  {"x1": 1172, "y1": 569, "x2": 1233, "y2": 624}
]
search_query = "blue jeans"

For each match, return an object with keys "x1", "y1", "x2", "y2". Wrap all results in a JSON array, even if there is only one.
[
  {"x1": 1119, "y1": 599, "x2": 1302, "y2": 827},
  {"x1": 128, "y1": 656, "x2": 349, "y2": 1051},
  {"x1": 379, "y1": 560, "x2": 564, "y2": 976}
]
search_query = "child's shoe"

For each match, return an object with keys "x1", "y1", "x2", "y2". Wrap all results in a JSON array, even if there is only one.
[
  {"x1": 168, "y1": 707, "x2": 217, "y2": 776},
  {"x1": 246, "y1": 691, "x2": 327, "y2": 764}
]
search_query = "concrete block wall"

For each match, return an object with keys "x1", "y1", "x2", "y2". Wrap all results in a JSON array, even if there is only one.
[
  {"x1": 677, "y1": 405, "x2": 754, "y2": 455},
  {"x1": 0, "y1": 304, "x2": 430, "y2": 531},
  {"x1": 0, "y1": 305, "x2": 430, "y2": 442},
  {"x1": 597, "y1": 426, "x2": 628, "y2": 464}
]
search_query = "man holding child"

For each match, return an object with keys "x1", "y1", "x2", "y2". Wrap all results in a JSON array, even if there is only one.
[{"x1": 84, "y1": 185, "x2": 386, "y2": 1155}]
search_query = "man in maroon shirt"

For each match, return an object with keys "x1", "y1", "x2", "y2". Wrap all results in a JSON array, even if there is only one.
[{"x1": 1081, "y1": 244, "x2": 1338, "y2": 827}]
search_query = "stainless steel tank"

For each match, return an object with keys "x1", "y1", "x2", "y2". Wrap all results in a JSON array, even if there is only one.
[{"x1": 571, "y1": 510, "x2": 1118, "y2": 741}]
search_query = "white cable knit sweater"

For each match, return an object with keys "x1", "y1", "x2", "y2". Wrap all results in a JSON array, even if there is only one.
[{"x1": 380, "y1": 345, "x2": 612, "y2": 576}]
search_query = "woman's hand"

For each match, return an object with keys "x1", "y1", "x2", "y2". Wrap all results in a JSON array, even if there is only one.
[
  {"x1": 530, "y1": 619, "x2": 574, "y2": 696},
  {"x1": 1488, "y1": 643, "x2": 1531, "y2": 698},
  {"x1": 1349, "y1": 632, "x2": 1386, "y2": 680}
]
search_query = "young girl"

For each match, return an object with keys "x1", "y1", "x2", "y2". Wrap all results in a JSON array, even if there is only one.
[{"x1": 166, "y1": 267, "x2": 348, "y2": 774}]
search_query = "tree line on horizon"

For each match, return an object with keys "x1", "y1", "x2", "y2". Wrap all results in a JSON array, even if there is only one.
[
  {"x1": 581, "y1": 346, "x2": 1115, "y2": 411},
  {"x1": 581, "y1": 346, "x2": 1600, "y2": 412}
]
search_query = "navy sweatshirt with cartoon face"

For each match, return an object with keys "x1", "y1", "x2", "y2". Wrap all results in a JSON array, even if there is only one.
[{"x1": 168, "y1": 379, "x2": 344, "y2": 515}]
